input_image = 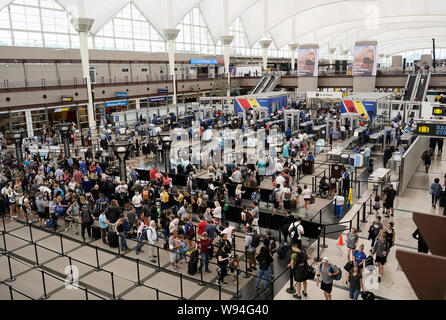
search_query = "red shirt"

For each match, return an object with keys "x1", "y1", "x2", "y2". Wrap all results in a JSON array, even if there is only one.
[
  {"x1": 74, "y1": 171, "x2": 83, "y2": 184},
  {"x1": 197, "y1": 237, "x2": 211, "y2": 254},
  {"x1": 197, "y1": 221, "x2": 206, "y2": 236},
  {"x1": 149, "y1": 168, "x2": 156, "y2": 180}
]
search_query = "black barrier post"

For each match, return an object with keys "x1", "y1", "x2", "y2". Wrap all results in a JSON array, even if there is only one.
[
  {"x1": 2, "y1": 215, "x2": 6, "y2": 233},
  {"x1": 321, "y1": 226, "x2": 328, "y2": 249},
  {"x1": 156, "y1": 288, "x2": 159, "y2": 300},
  {"x1": 219, "y1": 283, "x2": 222, "y2": 300},
  {"x1": 349, "y1": 220, "x2": 352, "y2": 231},
  {"x1": 34, "y1": 243, "x2": 41, "y2": 268},
  {"x1": 111, "y1": 272, "x2": 117, "y2": 300},
  {"x1": 356, "y1": 208, "x2": 361, "y2": 232},
  {"x1": 135, "y1": 259, "x2": 142, "y2": 287},
  {"x1": 315, "y1": 233, "x2": 321, "y2": 262},
  {"x1": 198, "y1": 257, "x2": 204, "y2": 286},
  {"x1": 40, "y1": 271, "x2": 50, "y2": 300},
  {"x1": 243, "y1": 248, "x2": 250, "y2": 278},
  {"x1": 117, "y1": 240, "x2": 121, "y2": 257},
  {"x1": 234, "y1": 268, "x2": 242, "y2": 299},
  {"x1": 271, "y1": 277, "x2": 274, "y2": 300},
  {"x1": 84, "y1": 288, "x2": 89, "y2": 301},
  {"x1": 68, "y1": 256, "x2": 74, "y2": 285},
  {"x1": 6, "y1": 255, "x2": 16, "y2": 282},
  {"x1": 29, "y1": 224, "x2": 33, "y2": 243},
  {"x1": 180, "y1": 273, "x2": 184, "y2": 299},
  {"x1": 369, "y1": 198, "x2": 373, "y2": 215},
  {"x1": 59, "y1": 234, "x2": 64, "y2": 256},
  {"x1": 9, "y1": 286, "x2": 13, "y2": 300},
  {"x1": 25, "y1": 209, "x2": 29, "y2": 225},
  {"x1": 95, "y1": 246, "x2": 100, "y2": 271},
  {"x1": 1, "y1": 231, "x2": 9, "y2": 254},
  {"x1": 285, "y1": 267, "x2": 296, "y2": 294},
  {"x1": 156, "y1": 246, "x2": 161, "y2": 272},
  {"x1": 362, "y1": 201, "x2": 367, "y2": 223},
  {"x1": 319, "y1": 209, "x2": 322, "y2": 225}
]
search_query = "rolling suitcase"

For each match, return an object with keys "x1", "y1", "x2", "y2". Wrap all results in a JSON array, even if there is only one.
[
  {"x1": 92, "y1": 226, "x2": 101, "y2": 240},
  {"x1": 108, "y1": 233, "x2": 119, "y2": 248},
  {"x1": 277, "y1": 242, "x2": 288, "y2": 259},
  {"x1": 188, "y1": 250, "x2": 198, "y2": 275}
]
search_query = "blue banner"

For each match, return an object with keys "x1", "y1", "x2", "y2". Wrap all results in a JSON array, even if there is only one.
[
  {"x1": 158, "y1": 89, "x2": 169, "y2": 94},
  {"x1": 105, "y1": 100, "x2": 128, "y2": 108},
  {"x1": 115, "y1": 91, "x2": 127, "y2": 98},
  {"x1": 149, "y1": 96, "x2": 167, "y2": 103},
  {"x1": 190, "y1": 59, "x2": 218, "y2": 65}
]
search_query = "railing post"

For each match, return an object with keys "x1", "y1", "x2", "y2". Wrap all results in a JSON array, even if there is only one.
[
  {"x1": 219, "y1": 283, "x2": 222, "y2": 300},
  {"x1": 6, "y1": 255, "x2": 16, "y2": 282},
  {"x1": 95, "y1": 246, "x2": 100, "y2": 271},
  {"x1": 33, "y1": 243, "x2": 41, "y2": 268},
  {"x1": 357, "y1": 206, "x2": 361, "y2": 232},
  {"x1": 9, "y1": 285, "x2": 13, "y2": 300},
  {"x1": 321, "y1": 226, "x2": 328, "y2": 248},
  {"x1": 198, "y1": 256, "x2": 205, "y2": 286},
  {"x1": 156, "y1": 288, "x2": 159, "y2": 300},
  {"x1": 234, "y1": 266, "x2": 242, "y2": 298},
  {"x1": 1, "y1": 231, "x2": 9, "y2": 254},
  {"x1": 29, "y1": 224, "x2": 33, "y2": 243},
  {"x1": 180, "y1": 273, "x2": 184, "y2": 300},
  {"x1": 117, "y1": 239, "x2": 121, "y2": 257},
  {"x1": 243, "y1": 248, "x2": 250, "y2": 278},
  {"x1": 84, "y1": 288, "x2": 89, "y2": 301},
  {"x1": 40, "y1": 271, "x2": 50, "y2": 300},
  {"x1": 319, "y1": 209, "x2": 322, "y2": 225},
  {"x1": 349, "y1": 220, "x2": 352, "y2": 232},
  {"x1": 156, "y1": 246, "x2": 161, "y2": 272},
  {"x1": 25, "y1": 209, "x2": 29, "y2": 225},
  {"x1": 135, "y1": 258, "x2": 141, "y2": 287},
  {"x1": 111, "y1": 272, "x2": 117, "y2": 300},
  {"x1": 369, "y1": 198, "x2": 373, "y2": 215},
  {"x1": 68, "y1": 256, "x2": 74, "y2": 285},
  {"x1": 315, "y1": 231, "x2": 321, "y2": 262},
  {"x1": 362, "y1": 200, "x2": 367, "y2": 223},
  {"x1": 285, "y1": 267, "x2": 296, "y2": 294},
  {"x1": 2, "y1": 215, "x2": 7, "y2": 233},
  {"x1": 60, "y1": 234, "x2": 64, "y2": 256}
]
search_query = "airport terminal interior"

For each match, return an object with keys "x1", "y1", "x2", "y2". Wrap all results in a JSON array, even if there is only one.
[{"x1": 1, "y1": 0, "x2": 446, "y2": 301}]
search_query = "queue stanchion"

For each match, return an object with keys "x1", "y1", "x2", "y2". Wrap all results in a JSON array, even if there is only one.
[
  {"x1": 40, "y1": 270, "x2": 50, "y2": 300},
  {"x1": 111, "y1": 272, "x2": 117, "y2": 300},
  {"x1": 285, "y1": 267, "x2": 295, "y2": 294},
  {"x1": 2, "y1": 215, "x2": 7, "y2": 233},
  {"x1": 68, "y1": 256, "x2": 74, "y2": 285},
  {"x1": 243, "y1": 248, "x2": 250, "y2": 279},
  {"x1": 29, "y1": 224, "x2": 34, "y2": 243},
  {"x1": 156, "y1": 246, "x2": 161, "y2": 272},
  {"x1": 180, "y1": 273, "x2": 184, "y2": 300},
  {"x1": 95, "y1": 246, "x2": 100, "y2": 271},
  {"x1": 135, "y1": 258, "x2": 142, "y2": 287},
  {"x1": 321, "y1": 226, "x2": 328, "y2": 249},
  {"x1": 84, "y1": 288, "x2": 89, "y2": 301},
  {"x1": 33, "y1": 243, "x2": 41, "y2": 268},
  {"x1": 9, "y1": 285, "x2": 13, "y2": 300},
  {"x1": 219, "y1": 283, "x2": 222, "y2": 300},
  {"x1": 234, "y1": 266, "x2": 242, "y2": 299},
  {"x1": 1, "y1": 230, "x2": 9, "y2": 255},
  {"x1": 156, "y1": 288, "x2": 159, "y2": 300},
  {"x1": 6, "y1": 255, "x2": 16, "y2": 282},
  {"x1": 60, "y1": 234, "x2": 65, "y2": 256},
  {"x1": 315, "y1": 229, "x2": 322, "y2": 262},
  {"x1": 362, "y1": 200, "x2": 367, "y2": 223}
]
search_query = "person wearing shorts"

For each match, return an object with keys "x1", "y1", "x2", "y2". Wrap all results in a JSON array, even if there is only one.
[
  {"x1": 372, "y1": 233, "x2": 389, "y2": 283},
  {"x1": 316, "y1": 257, "x2": 339, "y2": 300},
  {"x1": 160, "y1": 187, "x2": 169, "y2": 213},
  {"x1": 169, "y1": 231, "x2": 181, "y2": 272}
]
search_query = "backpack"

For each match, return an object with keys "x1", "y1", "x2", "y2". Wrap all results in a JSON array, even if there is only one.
[
  {"x1": 320, "y1": 263, "x2": 342, "y2": 281},
  {"x1": 123, "y1": 219, "x2": 130, "y2": 232},
  {"x1": 291, "y1": 223, "x2": 300, "y2": 241},
  {"x1": 186, "y1": 222, "x2": 195, "y2": 239},
  {"x1": 251, "y1": 233, "x2": 261, "y2": 248},
  {"x1": 142, "y1": 190, "x2": 149, "y2": 201},
  {"x1": 297, "y1": 186, "x2": 302, "y2": 195},
  {"x1": 269, "y1": 189, "x2": 277, "y2": 202},
  {"x1": 55, "y1": 205, "x2": 66, "y2": 217},
  {"x1": 284, "y1": 191, "x2": 292, "y2": 200}
]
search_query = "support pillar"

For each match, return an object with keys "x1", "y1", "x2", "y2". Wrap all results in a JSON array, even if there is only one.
[
  {"x1": 163, "y1": 29, "x2": 180, "y2": 106},
  {"x1": 25, "y1": 110, "x2": 34, "y2": 138},
  {"x1": 259, "y1": 39, "x2": 272, "y2": 72},
  {"x1": 221, "y1": 35, "x2": 234, "y2": 97},
  {"x1": 72, "y1": 17, "x2": 95, "y2": 131},
  {"x1": 288, "y1": 43, "x2": 298, "y2": 71}
]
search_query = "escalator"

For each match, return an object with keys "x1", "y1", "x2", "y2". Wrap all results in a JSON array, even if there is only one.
[
  {"x1": 264, "y1": 74, "x2": 281, "y2": 92},
  {"x1": 414, "y1": 72, "x2": 431, "y2": 102},
  {"x1": 403, "y1": 73, "x2": 417, "y2": 101},
  {"x1": 250, "y1": 75, "x2": 268, "y2": 94}
]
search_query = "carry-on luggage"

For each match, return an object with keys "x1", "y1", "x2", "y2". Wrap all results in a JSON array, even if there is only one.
[
  {"x1": 277, "y1": 242, "x2": 288, "y2": 259},
  {"x1": 108, "y1": 233, "x2": 119, "y2": 248},
  {"x1": 92, "y1": 226, "x2": 101, "y2": 240}
]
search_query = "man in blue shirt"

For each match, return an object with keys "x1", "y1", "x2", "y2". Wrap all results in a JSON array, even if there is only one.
[
  {"x1": 364, "y1": 146, "x2": 371, "y2": 168},
  {"x1": 341, "y1": 168, "x2": 350, "y2": 197},
  {"x1": 307, "y1": 152, "x2": 315, "y2": 161}
]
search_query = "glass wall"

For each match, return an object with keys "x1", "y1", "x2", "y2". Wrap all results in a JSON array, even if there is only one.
[{"x1": 31, "y1": 108, "x2": 47, "y2": 137}]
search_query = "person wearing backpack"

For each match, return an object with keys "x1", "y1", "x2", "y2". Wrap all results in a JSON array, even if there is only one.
[
  {"x1": 265, "y1": 230, "x2": 277, "y2": 277},
  {"x1": 80, "y1": 205, "x2": 95, "y2": 240},
  {"x1": 368, "y1": 215, "x2": 383, "y2": 248},
  {"x1": 115, "y1": 213, "x2": 129, "y2": 252},
  {"x1": 282, "y1": 183, "x2": 292, "y2": 210},
  {"x1": 288, "y1": 217, "x2": 304, "y2": 249},
  {"x1": 255, "y1": 239, "x2": 273, "y2": 291},
  {"x1": 183, "y1": 217, "x2": 195, "y2": 251},
  {"x1": 281, "y1": 210, "x2": 295, "y2": 243},
  {"x1": 270, "y1": 185, "x2": 280, "y2": 214},
  {"x1": 245, "y1": 226, "x2": 257, "y2": 272},
  {"x1": 372, "y1": 233, "x2": 389, "y2": 283},
  {"x1": 316, "y1": 257, "x2": 340, "y2": 300},
  {"x1": 287, "y1": 242, "x2": 309, "y2": 299}
]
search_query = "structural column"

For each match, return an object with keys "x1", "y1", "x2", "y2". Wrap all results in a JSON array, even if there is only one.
[
  {"x1": 221, "y1": 35, "x2": 234, "y2": 97},
  {"x1": 72, "y1": 17, "x2": 95, "y2": 130},
  {"x1": 288, "y1": 43, "x2": 298, "y2": 71},
  {"x1": 25, "y1": 110, "x2": 34, "y2": 138},
  {"x1": 163, "y1": 29, "x2": 180, "y2": 105},
  {"x1": 259, "y1": 39, "x2": 272, "y2": 72}
]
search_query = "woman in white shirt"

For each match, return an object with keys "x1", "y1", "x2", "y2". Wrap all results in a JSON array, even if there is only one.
[
  {"x1": 281, "y1": 183, "x2": 292, "y2": 210},
  {"x1": 302, "y1": 184, "x2": 312, "y2": 214},
  {"x1": 235, "y1": 184, "x2": 244, "y2": 207},
  {"x1": 212, "y1": 201, "x2": 222, "y2": 226}
]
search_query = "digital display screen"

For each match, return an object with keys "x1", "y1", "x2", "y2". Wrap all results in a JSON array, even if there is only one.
[
  {"x1": 297, "y1": 48, "x2": 319, "y2": 77},
  {"x1": 353, "y1": 45, "x2": 377, "y2": 76},
  {"x1": 417, "y1": 123, "x2": 446, "y2": 137},
  {"x1": 432, "y1": 106, "x2": 446, "y2": 116}
]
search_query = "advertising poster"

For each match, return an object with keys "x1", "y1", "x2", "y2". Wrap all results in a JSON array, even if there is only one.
[
  {"x1": 353, "y1": 45, "x2": 377, "y2": 76},
  {"x1": 297, "y1": 48, "x2": 319, "y2": 77}
]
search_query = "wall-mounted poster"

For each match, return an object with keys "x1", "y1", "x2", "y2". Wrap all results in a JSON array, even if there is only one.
[
  {"x1": 353, "y1": 45, "x2": 377, "y2": 76},
  {"x1": 297, "y1": 48, "x2": 319, "y2": 77}
]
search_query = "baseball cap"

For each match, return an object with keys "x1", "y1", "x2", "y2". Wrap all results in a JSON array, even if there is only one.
[
  {"x1": 322, "y1": 257, "x2": 329, "y2": 263},
  {"x1": 82, "y1": 205, "x2": 88, "y2": 209}
]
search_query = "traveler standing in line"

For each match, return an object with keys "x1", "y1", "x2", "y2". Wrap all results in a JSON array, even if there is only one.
[
  {"x1": 80, "y1": 205, "x2": 94, "y2": 240},
  {"x1": 281, "y1": 210, "x2": 295, "y2": 243},
  {"x1": 287, "y1": 243, "x2": 308, "y2": 300},
  {"x1": 302, "y1": 184, "x2": 312, "y2": 215},
  {"x1": 316, "y1": 257, "x2": 340, "y2": 300},
  {"x1": 346, "y1": 228, "x2": 359, "y2": 262},
  {"x1": 255, "y1": 239, "x2": 273, "y2": 291},
  {"x1": 197, "y1": 232, "x2": 211, "y2": 273},
  {"x1": 347, "y1": 264, "x2": 365, "y2": 300},
  {"x1": 216, "y1": 241, "x2": 230, "y2": 286},
  {"x1": 372, "y1": 233, "x2": 389, "y2": 283},
  {"x1": 115, "y1": 213, "x2": 129, "y2": 252},
  {"x1": 245, "y1": 226, "x2": 257, "y2": 272},
  {"x1": 147, "y1": 220, "x2": 158, "y2": 262},
  {"x1": 430, "y1": 178, "x2": 442, "y2": 209},
  {"x1": 368, "y1": 215, "x2": 383, "y2": 248},
  {"x1": 382, "y1": 222, "x2": 395, "y2": 251},
  {"x1": 169, "y1": 231, "x2": 182, "y2": 272},
  {"x1": 383, "y1": 184, "x2": 397, "y2": 217},
  {"x1": 288, "y1": 217, "x2": 304, "y2": 249},
  {"x1": 98, "y1": 210, "x2": 111, "y2": 245}
]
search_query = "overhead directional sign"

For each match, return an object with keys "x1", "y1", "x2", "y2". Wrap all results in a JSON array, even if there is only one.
[
  {"x1": 416, "y1": 122, "x2": 446, "y2": 137},
  {"x1": 432, "y1": 106, "x2": 446, "y2": 116}
]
